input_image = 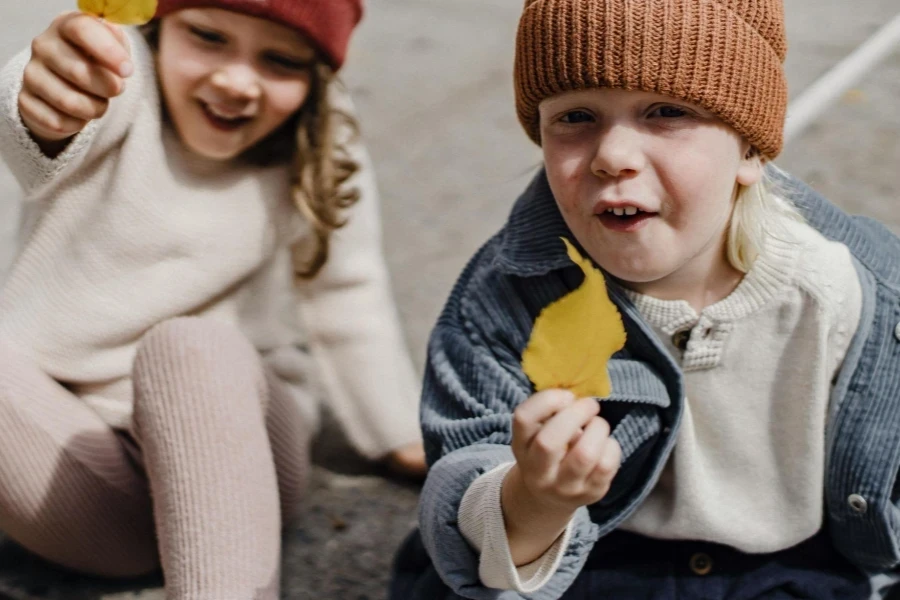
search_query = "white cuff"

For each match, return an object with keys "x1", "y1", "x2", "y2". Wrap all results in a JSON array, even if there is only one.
[{"x1": 458, "y1": 462, "x2": 574, "y2": 593}]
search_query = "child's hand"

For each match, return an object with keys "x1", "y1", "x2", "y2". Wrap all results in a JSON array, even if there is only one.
[
  {"x1": 19, "y1": 12, "x2": 132, "y2": 148},
  {"x1": 385, "y1": 441, "x2": 427, "y2": 480},
  {"x1": 499, "y1": 390, "x2": 622, "y2": 566},
  {"x1": 510, "y1": 390, "x2": 621, "y2": 512}
]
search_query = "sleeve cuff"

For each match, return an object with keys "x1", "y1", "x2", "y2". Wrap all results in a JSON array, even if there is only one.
[{"x1": 458, "y1": 462, "x2": 575, "y2": 593}]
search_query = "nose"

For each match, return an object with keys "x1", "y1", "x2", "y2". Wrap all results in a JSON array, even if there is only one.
[
  {"x1": 590, "y1": 124, "x2": 646, "y2": 178},
  {"x1": 210, "y1": 64, "x2": 262, "y2": 101}
]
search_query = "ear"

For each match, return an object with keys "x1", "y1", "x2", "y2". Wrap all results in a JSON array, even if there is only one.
[{"x1": 736, "y1": 143, "x2": 763, "y2": 187}]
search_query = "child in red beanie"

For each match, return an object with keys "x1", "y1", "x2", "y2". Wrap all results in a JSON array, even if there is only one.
[{"x1": 0, "y1": 1, "x2": 423, "y2": 597}]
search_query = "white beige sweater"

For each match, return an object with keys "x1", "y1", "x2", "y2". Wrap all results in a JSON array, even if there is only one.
[
  {"x1": 459, "y1": 220, "x2": 863, "y2": 592},
  {"x1": 0, "y1": 30, "x2": 420, "y2": 459}
]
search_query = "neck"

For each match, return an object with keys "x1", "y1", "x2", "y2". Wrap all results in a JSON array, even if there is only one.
[{"x1": 626, "y1": 231, "x2": 744, "y2": 314}]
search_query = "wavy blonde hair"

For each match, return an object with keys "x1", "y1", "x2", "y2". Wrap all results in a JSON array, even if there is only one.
[
  {"x1": 727, "y1": 160, "x2": 805, "y2": 273},
  {"x1": 142, "y1": 22, "x2": 361, "y2": 280}
]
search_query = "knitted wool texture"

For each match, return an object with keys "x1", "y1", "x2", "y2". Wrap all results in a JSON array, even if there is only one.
[
  {"x1": 514, "y1": 0, "x2": 789, "y2": 158},
  {"x1": 155, "y1": 0, "x2": 363, "y2": 69}
]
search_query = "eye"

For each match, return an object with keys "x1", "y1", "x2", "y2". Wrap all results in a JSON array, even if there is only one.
[
  {"x1": 189, "y1": 26, "x2": 226, "y2": 45},
  {"x1": 649, "y1": 105, "x2": 689, "y2": 119},
  {"x1": 560, "y1": 110, "x2": 594, "y2": 124},
  {"x1": 265, "y1": 53, "x2": 314, "y2": 73}
]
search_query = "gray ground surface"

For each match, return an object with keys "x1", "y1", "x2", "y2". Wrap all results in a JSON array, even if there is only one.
[{"x1": 0, "y1": 0, "x2": 898, "y2": 598}]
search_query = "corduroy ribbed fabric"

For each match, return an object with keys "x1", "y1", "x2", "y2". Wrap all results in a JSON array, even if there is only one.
[
  {"x1": 514, "y1": 0, "x2": 789, "y2": 158},
  {"x1": 155, "y1": 0, "x2": 364, "y2": 69}
]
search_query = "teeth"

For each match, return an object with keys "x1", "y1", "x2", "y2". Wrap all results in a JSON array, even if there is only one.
[
  {"x1": 606, "y1": 206, "x2": 641, "y2": 216},
  {"x1": 207, "y1": 105, "x2": 242, "y2": 121}
]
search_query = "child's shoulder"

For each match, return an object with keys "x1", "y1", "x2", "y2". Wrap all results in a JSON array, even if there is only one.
[
  {"x1": 434, "y1": 224, "x2": 570, "y2": 353},
  {"x1": 783, "y1": 219, "x2": 861, "y2": 320},
  {"x1": 439, "y1": 231, "x2": 510, "y2": 323}
]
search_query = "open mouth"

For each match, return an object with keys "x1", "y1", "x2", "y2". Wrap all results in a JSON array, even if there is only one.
[
  {"x1": 200, "y1": 102, "x2": 252, "y2": 131},
  {"x1": 596, "y1": 207, "x2": 656, "y2": 232}
]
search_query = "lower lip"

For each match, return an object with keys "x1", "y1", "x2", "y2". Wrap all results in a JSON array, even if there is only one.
[
  {"x1": 200, "y1": 103, "x2": 250, "y2": 132},
  {"x1": 596, "y1": 212, "x2": 656, "y2": 232}
]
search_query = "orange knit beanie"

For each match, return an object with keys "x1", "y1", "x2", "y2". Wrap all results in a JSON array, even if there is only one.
[{"x1": 514, "y1": 0, "x2": 789, "y2": 158}]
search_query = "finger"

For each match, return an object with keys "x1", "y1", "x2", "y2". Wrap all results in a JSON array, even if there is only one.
[
  {"x1": 100, "y1": 19, "x2": 130, "y2": 50},
  {"x1": 24, "y1": 60, "x2": 109, "y2": 122},
  {"x1": 558, "y1": 416, "x2": 611, "y2": 482},
  {"x1": 18, "y1": 91, "x2": 86, "y2": 140},
  {"x1": 587, "y1": 437, "x2": 623, "y2": 490},
  {"x1": 531, "y1": 398, "x2": 599, "y2": 453},
  {"x1": 38, "y1": 35, "x2": 124, "y2": 98},
  {"x1": 59, "y1": 14, "x2": 132, "y2": 77},
  {"x1": 512, "y1": 389, "x2": 576, "y2": 450},
  {"x1": 527, "y1": 398, "x2": 599, "y2": 476}
]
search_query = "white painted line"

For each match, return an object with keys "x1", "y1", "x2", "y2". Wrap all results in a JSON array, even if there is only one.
[{"x1": 785, "y1": 12, "x2": 900, "y2": 144}]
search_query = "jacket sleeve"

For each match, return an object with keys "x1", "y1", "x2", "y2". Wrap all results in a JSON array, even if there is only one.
[
  {"x1": 0, "y1": 28, "x2": 150, "y2": 199},
  {"x1": 418, "y1": 261, "x2": 601, "y2": 599},
  {"x1": 294, "y1": 87, "x2": 421, "y2": 460}
]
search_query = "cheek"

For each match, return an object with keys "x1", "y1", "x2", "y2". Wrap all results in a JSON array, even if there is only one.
[
  {"x1": 158, "y1": 54, "x2": 210, "y2": 107},
  {"x1": 657, "y1": 145, "x2": 740, "y2": 219},
  {"x1": 263, "y1": 79, "x2": 312, "y2": 123},
  {"x1": 542, "y1": 138, "x2": 592, "y2": 211}
]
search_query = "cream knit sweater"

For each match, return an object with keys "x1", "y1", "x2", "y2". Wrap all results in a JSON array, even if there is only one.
[{"x1": 0, "y1": 30, "x2": 420, "y2": 460}]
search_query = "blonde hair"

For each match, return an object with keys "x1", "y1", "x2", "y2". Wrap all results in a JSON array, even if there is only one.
[
  {"x1": 141, "y1": 22, "x2": 361, "y2": 280},
  {"x1": 727, "y1": 162, "x2": 805, "y2": 273}
]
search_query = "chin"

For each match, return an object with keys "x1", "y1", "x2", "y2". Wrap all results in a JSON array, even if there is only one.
[
  {"x1": 600, "y1": 261, "x2": 675, "y2": 287},
  {"x1": 183, "y1": 139, "x2": 241, "y2": 161}
]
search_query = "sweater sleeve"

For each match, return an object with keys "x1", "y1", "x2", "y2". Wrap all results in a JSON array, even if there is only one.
[
  {"x1": 0, "y1": 28, "x2": 150, "y2": 199},
  {"x1": 418, "y1": 273, "x2": 600, "y2": 599},
  {"x1": 459, "y1": 462, "x2": 576, "y2": 593},
  {"x1": 294, "y1": 86, "x2": 421, "y2": 460}
]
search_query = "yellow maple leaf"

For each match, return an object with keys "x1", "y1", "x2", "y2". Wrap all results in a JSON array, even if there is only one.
[
  {"x1": 522, "y1": 238, "x2": 627, "y2": 398},
  {"x1": 78, "y1": 0, "x2": 158, "y2": 25}
]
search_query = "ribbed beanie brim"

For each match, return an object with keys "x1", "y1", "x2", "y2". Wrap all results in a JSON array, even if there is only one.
[
  {"x1": 514, "y1": 0, "x2": 788, "y2": 158},
  {"x1": 155, "y1": 0, "x2": 363, "y2": 70}
]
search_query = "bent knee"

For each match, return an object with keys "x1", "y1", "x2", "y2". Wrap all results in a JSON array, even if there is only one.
[
  {"x1": 134, "y1": 318, "x2": 262, "y2": 376},
  {"x1": 132, "y1": 317, "x2": 267, "y2": 411}
]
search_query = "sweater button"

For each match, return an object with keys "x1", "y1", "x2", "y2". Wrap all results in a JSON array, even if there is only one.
[
  {"x1": 689, "y1": 552, "x2": 713, "y2": 575},
  {"x1": 894, "y1": 322, "x2": 900, "y2": 342},
  {"x1": 672, "y1": 329, "x2": 691, "y2": 351},
  {"x1": 848, "y1": 494, "x2": 868, "y2": 515}
]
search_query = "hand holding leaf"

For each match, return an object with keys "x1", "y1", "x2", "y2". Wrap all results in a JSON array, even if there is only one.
[
  {"x1": 19, "y1": 10, "x2": 133, "y2": 148},
  {"x1": 78, "y1": 0, "x2": 158, "y2": 25},
  {"x1": 522, "y1": 238, "x2": 627, "y2": 398}
]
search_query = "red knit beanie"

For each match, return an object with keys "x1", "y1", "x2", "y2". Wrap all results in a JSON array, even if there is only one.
[{"x1": 155, "y1": 0, "x2": 364, "y2": 70}]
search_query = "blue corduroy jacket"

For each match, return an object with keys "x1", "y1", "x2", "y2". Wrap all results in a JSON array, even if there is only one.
[{"x1": 392, "y1": 170, "x2": 900, "y2": 600}]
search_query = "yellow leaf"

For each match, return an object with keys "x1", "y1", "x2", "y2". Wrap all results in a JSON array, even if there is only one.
[
  {"x1": 78, "y1": 0, "x2": 158, "y2": 25},
  {"x1": 522, "y1": 238, "x2": 627, "y2": 398}
]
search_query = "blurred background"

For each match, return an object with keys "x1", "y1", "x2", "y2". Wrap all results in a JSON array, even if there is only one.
[{"x1": 0, "y1": 0, "x2": 898, "y2": 598}]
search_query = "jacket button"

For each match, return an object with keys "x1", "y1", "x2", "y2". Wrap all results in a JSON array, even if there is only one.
[
  {"x1": 689, "y1": 552, "x2": 713, "y2": 575},
  {"x1": 894, "y1": 322, "x2": 900, "y2": 342},
  {"x1": 848, "y1": 494, "x2": 868, "y2": 514}
]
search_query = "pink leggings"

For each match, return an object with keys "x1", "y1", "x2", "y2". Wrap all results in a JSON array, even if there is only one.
[{"x1": 0, "y1": 317, "x2": 312, "y2": 600}]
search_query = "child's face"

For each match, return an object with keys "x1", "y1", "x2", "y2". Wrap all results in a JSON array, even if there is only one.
[
  {"x1": 156, "y1": 9, "x2": 316, "y2": 161},
  {"x1": 539, "y1": 88, "x2": 762, "y2": 290}
]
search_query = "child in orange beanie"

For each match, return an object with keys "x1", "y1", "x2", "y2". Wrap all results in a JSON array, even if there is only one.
[{"x1": 393, "y1": 1, "x2": 900, "y2": 598}]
